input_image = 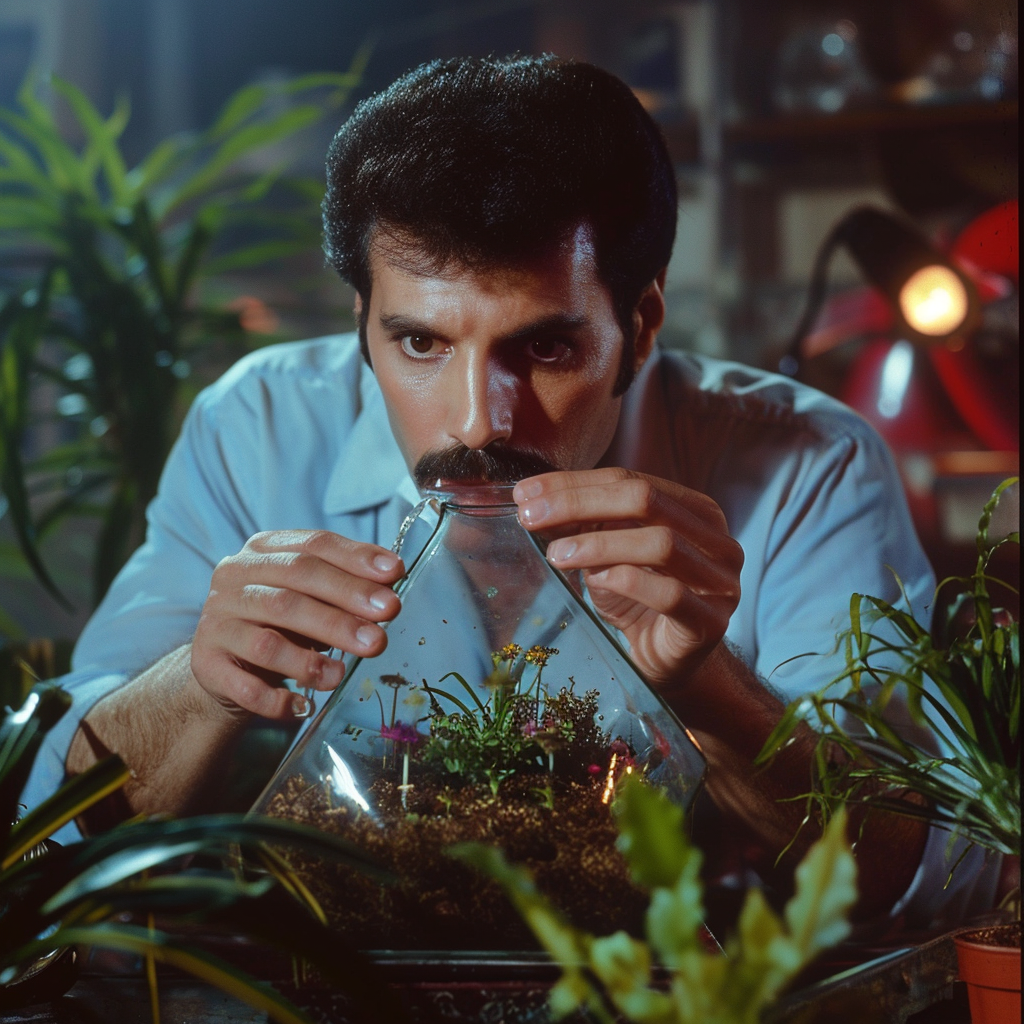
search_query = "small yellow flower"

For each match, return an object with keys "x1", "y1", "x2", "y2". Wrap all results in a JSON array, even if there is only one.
[
  {"x1": 496, "y1": 643, "x2": 523, "y2": 662},
  {"x1": 524, "y1": 645, "x2": 559, "y2": 667}
]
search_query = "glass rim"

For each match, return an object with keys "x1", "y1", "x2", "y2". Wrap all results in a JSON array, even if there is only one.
[{"x1": 420, "y1": 481, "x2": 519, "y2": 509}]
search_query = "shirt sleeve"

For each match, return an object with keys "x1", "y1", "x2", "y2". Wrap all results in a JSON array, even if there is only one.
[
  {"x1": 19, "y1": 387, "x2": 256, "y2": 842},
  {"x1": 750, "y1": 422, "x2": 1001, "y2": 927},
  {"x1": 754, "y1": 423, "x2": 935, "y2": 701}
]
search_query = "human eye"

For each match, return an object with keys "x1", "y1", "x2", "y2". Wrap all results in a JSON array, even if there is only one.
[
  {"x1": 399, "y1": 334, "x2": 444, "y2": 359},
  {"x1": 526, "y1": 336, "x2": 572, "y2": 364}
]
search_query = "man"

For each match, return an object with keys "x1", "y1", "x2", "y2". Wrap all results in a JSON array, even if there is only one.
[{"x1": 23, "y1": 55, "x2": 997, "y2": 927}]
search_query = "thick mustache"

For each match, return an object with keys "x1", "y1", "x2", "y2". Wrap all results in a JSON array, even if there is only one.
[{"x1": 414, "y1": 444, "x2": 558, "y2": 488}]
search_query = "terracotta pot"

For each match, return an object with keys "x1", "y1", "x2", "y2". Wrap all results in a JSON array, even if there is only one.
[{"x1": 954, "y1": 923, "x2": 1021, "y2": 1024}]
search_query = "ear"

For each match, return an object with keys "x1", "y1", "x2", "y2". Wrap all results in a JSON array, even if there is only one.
[
  {"x1": 354, "y1": 292, "x2": 364, "y2": 317},
  {"x1": 631, "y1": 270, "x2": 667, "y2": 372}
]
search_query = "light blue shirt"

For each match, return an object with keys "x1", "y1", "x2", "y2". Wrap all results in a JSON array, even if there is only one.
[{"x1": 21, "y1": 334, "x2": 998, "y2": 926}]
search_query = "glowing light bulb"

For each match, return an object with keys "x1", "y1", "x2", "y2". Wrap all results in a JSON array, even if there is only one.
[{"x1": 899, "y1": 265, "x2": 969, "y2": 336}]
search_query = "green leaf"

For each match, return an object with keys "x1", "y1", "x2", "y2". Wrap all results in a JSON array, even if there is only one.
[
  {"x1": 449, "y1": 842, "x2": 589, "y2": 966},
  {"x1": 612, "y1": 774, "x2": 688, "y2": 889},
  {"x1": 781, "y1": 808, "x2": 856, "y2": 961},
  {"x1": 202, "y1": 237, "x2": 311, "y2": 276},
  {"x1": 51, "y1": 78, "x2": 130, "y2": 205},
  {"x1": 13, "y1": 922, "x2": 320, "y2": 1024},
  {"x1": 0, "y1": 686, "x2": 71, "y2": 850},
  {"x1": 166, "y1": 105, "x2": 323, "y2": 213},
  {"x1": 644, "y1": 851, "x2": 705, "y2": 969},
  {"x1": 4, "y1": 755, "x2": 131, "y2": 868}
]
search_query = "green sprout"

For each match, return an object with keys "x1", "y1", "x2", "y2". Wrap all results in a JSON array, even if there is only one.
[{"x1": 417, "y1": 646, "x2": 613, "y2": 796}]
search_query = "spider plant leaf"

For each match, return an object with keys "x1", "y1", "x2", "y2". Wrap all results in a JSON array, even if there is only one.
[
  {"x1": 166, "y1": 105, "x2": 322, "y2": 215},
  {"x1": 4, "y1": 755, "x2": 130, "y2": 869},
  {"x1": 754, "y1": 697, "x2": 816, "y2": 766},
  {"x1": 0, "y1": 196, "x2": 62, "y2": 231},
  {"x1": 424, "y1": 679, "x2": 481, "y2": 719},
  {"x1": 171, "y1": 213, "x2": 215, "y2": 304},
  {"x1": 102, "y1": 197, "x2": 172, "y2": 316},
  {"x1": 202, "y1": 238, "x2": 311, "y2": 276},
  {"x1": 9, "y1": 922, "x2": 323, "y2": 1024},
  {"x1": 0, "y1": 292, "x2": 69, "y2": 606},
  {"x1": 0, "y1": 131, "x2": 60, "y2": 199},
  {"x1": 127, "y1": 134, "x2": 191, "y2": 198},
  {"x1": 3, "y1": 87, "x2": 91, "y2": 198},
  {"x1": 250, "y1": 844, "x2": 327, "y2": 924},
  {"x1": 977, "y1": 477, "x2": 1018, "y2": 555},
  {"x1": 0, "y1": 686, "x2": 71, "y2": 847},
  {"x1": 51, "y1": 78, "x2": 130, "y2": 206}
]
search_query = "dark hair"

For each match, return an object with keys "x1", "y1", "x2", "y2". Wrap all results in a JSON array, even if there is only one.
[{"x1": 322, "y1": 54, "x2": 677, "y2": 393}]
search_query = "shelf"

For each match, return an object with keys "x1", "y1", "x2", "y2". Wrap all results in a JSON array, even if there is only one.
[{"x1": 725, "y1": 100, "x2": 1017, "y2": 146}]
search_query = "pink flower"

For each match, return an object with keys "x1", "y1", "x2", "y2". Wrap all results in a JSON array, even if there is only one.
[
  {"x1": 587, "y1": 763, "x2": 603, "y2": 776},
  {"x1": 380, "y1": 721, "x2": 423, "y2": 746}
]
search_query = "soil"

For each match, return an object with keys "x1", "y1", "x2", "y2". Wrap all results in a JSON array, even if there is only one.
[
  {"x1": 262, "y1": 767, "x2": 649, "y2": 950},
  {"x1": 958, "y1": 920, "x2": 1021, "y2": 949}
]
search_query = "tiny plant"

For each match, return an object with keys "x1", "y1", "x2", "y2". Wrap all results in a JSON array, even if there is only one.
[{"x1": 416, "y1": 645, "x2": 612, "y2": 795}]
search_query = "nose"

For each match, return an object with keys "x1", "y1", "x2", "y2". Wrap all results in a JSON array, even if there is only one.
[{"x1": 447, "y1": 350, "x2": 514, "y2": 450}]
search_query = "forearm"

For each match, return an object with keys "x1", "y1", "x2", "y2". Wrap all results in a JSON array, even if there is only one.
[
  {"x1": 65, "y1": 644, "x2": 251, "y2": 830},
  {"x1": 663, "y1": 641, "x2": 929, "y2": 919}
]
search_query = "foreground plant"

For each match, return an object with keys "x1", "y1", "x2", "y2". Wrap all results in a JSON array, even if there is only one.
[
  {"x1": 758, "y1": 477, "x2": 1020, "y2": 868},
  {"x1": 0, "y1": 55, "x2": 365, "y2": 606},
  {"x1": 1, "y1": 684, "x2": 406, "y2": 1022},
  {"x1": 455, "y1": 774, "x2": 857, "y2": 1024}
]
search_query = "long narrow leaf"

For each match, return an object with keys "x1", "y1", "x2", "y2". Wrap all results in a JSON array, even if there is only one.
[{"x1": 4, "y1": 755, "x2": 131, "y2": 868}]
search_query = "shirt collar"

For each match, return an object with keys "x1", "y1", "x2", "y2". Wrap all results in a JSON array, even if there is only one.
[{"x1": 322, "y1": 364, "x2": 419, "y2": 515}]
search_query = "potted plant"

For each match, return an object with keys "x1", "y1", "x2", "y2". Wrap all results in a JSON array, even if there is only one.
[
  {"x1": 0, "y1": 55, "x2": 365, "y2": 609},
  {"x1": 1, "y1": 682, "x2": 408, "y2": 1022},
  {"x1": 457, "y1": 772, "x2": 859, "y2": 1024},
  {"x1": 758, "y1": 477, "x2": 1020, "y2": 1024}
]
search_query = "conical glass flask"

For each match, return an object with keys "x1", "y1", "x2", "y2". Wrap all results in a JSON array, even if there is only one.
[{"x1": 252, "y1": 484, "x2": 707, "y2": 952}]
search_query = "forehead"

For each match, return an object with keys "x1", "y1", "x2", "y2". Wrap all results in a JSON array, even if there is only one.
[{"x1": 365, "y1": 223, "x2": 602, "y2": 297}]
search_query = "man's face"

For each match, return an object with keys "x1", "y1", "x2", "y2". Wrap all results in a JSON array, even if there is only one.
[{"x1": 363, "y1": 229, "x2": 656, "y2": 489}]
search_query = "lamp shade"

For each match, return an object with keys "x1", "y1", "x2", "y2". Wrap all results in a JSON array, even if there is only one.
[{"x1": 836, "y1": 207, "x2": 979, "y2": 342}]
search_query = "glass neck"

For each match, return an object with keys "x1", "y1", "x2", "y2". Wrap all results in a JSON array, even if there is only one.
[{"x1": 422, "y1": 482, "x2": 518, "y2": 511}]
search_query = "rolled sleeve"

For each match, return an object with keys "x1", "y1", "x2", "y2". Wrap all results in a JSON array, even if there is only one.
[{"x1": 18, "y1": 670, "x2": 129, "y2": 844}]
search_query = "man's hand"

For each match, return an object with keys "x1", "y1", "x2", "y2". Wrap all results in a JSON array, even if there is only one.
[
  {"x1": 191, "y1": 530, "x2": 405, "y2": 719},
  {"x1": 513, "y1": 468, "x2": 743, "y2": 686}
]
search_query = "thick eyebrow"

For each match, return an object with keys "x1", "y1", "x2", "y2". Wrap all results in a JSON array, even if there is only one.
[{"x1": 377, "y1": 310, "x2": 590, "y2": 342}]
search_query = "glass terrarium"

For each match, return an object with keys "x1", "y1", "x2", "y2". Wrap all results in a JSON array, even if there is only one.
[{"x1": 252, "y1": 484, "x2": 707, "y2": 952}]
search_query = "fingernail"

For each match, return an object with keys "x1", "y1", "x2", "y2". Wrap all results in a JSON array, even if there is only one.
[
  {"x1": 374, "y1": 553, "x2": 398, "y2": 573},
  {"x1": 514, "y1": 479, "x2": 543, "y2": 501},
  {"x1": 356, "y1": 625, "x2": 378, "y2": 648},
  {"x1": 548, "y1": 539, "x2": 576, "y2": 562},
  {"x1": 369, "y1": 591, "x2": 390, "y2": 612},
  {"x1": 519, "y1": 499, "x2": 550, "y2": 526},
  {"x1": 291, "y1": 694, "x2": 312, "y2": 718}
]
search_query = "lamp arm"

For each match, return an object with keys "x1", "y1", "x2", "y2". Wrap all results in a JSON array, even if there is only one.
[{"x1": 779, "y1": 222, "x2": 847, "y2": 378}]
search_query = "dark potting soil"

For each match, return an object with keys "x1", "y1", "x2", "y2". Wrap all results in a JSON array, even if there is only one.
[
  {"x1": 262, "y1": 768, "x2": 649, "y2": 950},
  {"x1": 958, "y1": 920, "x2": 1021, "y2": 949}
]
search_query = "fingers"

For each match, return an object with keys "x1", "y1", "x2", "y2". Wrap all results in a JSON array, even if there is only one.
[
  {"x1": 546, "y1": 523, "x2": 743, "y2": 595},
  {"x1": 191, "y1": 529, "x2": 407, "y2": 721},
  {"x1": 190, "y1": 647, "x2": 330, "y2": 720},
  {"x1": 585, "y1": 563, "x2": 737, "y2": 640},
  {"x1": 514, "y1": 468, "x2": 728, "y2": 538}
]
